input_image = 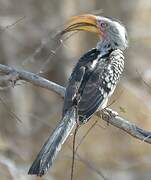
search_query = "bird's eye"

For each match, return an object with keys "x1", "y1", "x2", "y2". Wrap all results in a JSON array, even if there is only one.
[{"x1": 100, "y1": 22, "x2": 108, "y2": 28}]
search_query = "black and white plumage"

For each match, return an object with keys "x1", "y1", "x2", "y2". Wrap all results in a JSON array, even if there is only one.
[
  {"x1": 63, "y1": 48, "x2": 124, "y2": 122},
  {"x1": 28, "y1": 14, "x2": 128, "y2": 176}
]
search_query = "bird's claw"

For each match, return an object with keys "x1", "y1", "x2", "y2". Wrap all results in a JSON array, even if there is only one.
[
  {"x1": 105, "y1": 108, "x2": 118, "y2": 117},
  {"x1": 101, "y1": 108, "x2": 118, "y2": 125}
]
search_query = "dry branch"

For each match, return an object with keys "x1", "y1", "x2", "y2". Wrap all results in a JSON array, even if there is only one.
[
  {"x1": 0, "y1": 63, "x2": 151, "y2": 144},
  {"x1": 0, "y1": 64, "x2": 65, "y2": 97}
]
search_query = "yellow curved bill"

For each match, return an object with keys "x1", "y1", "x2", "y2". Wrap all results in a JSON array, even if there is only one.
[{"x1": 62, "y1": 14, "x2": 101, "y2": 34}]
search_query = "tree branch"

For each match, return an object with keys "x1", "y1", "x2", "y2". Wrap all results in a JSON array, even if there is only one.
[
  {"x1": 0, "y1": 64, "x2": 65, "y2": 97},
  {"x1": 0, "y1": 63, "x2": 151, "y2": 144}
]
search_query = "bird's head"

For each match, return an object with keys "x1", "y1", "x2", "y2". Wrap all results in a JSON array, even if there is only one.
[{"x1": 62, "y1": 14, "x2": 128, "y2": 51}]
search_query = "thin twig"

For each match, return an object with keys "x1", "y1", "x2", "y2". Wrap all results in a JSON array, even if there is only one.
[
  {"x1": 37, "y1": 31, "x2": 78, "y2": 74},
  {"x1": 66, "y1": 143, "x2": 107, "y2": 180},
  {"x1": 136, "y1": 70, "x2": 151, "y2": 92},
  {"x1": 71, "y1": 124, "x2": 80, "y2": 180},
  {"x1": 0, "y1": 95, "x2": 22, "y2": 123},
  {"x1": 75, "y1": 152, "x2": 108, "y2": 180},
  {"x1": 75, "y1": 120, "x2": 98, "y2": 152},
  {"x1": 2, "y1": 16, "x2": 26, "y2": 31}
]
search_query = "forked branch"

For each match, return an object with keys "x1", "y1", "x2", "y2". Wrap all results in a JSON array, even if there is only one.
[{"x1": 0, "y1": 63, "x2": 151, "y2": 144}]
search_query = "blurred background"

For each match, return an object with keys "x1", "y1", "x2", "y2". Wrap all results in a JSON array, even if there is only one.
[{"x1": 0, "y1": 0, "x2": 151, "y2": 179}]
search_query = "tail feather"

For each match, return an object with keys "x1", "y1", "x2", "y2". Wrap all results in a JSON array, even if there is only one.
[{"x1": 28, "y1": 107, "x2": 76, "y2": 176}]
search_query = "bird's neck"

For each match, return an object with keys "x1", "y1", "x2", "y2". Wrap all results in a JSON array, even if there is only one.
[
  {"x1": 96, "y1": 40, "x2": 113, "y2": 57},
  {"x1": 97, "y1": 35, "x2": 127, "y2": 54}
]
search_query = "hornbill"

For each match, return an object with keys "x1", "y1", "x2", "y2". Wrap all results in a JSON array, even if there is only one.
[{"x1": 28, "y1": 14, "x2": 128, "y2": 176}]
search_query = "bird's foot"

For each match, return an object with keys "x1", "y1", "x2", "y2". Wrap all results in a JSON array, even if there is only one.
[
  {"x1": 105, "y1": 108, "x2": 118, "y2": 117},
  {"x1": 101, "y1": 108, "x2": 118, "y2": 125}
]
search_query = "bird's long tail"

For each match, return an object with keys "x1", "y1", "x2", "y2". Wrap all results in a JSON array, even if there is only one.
[{"x1": 28, "y1": 107, "x2": 76, "y2": 176}]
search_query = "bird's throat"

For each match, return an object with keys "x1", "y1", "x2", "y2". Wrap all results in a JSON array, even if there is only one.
[{"x1": 96, "y1": 40, "x2": 112, "y2": 58}]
